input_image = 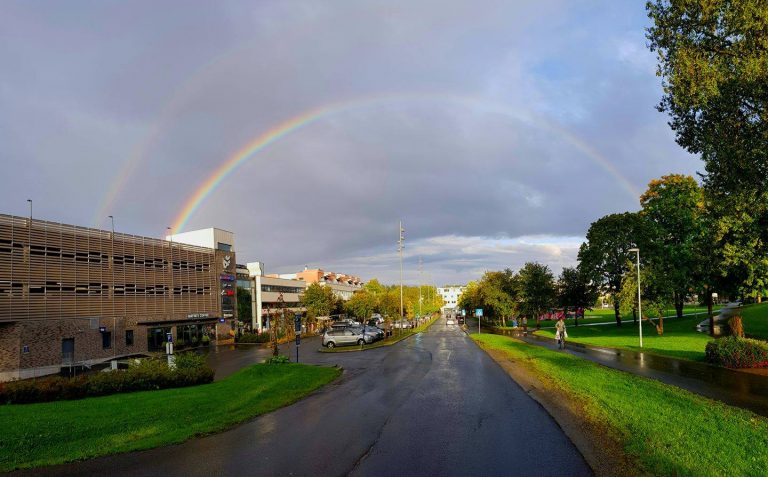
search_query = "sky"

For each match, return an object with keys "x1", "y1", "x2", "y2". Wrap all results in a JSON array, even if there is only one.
[{"x1": 0, "y1": 0, "x2": 700, "y2": 286}]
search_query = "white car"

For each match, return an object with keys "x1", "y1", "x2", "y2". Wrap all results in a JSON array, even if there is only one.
[{"x1": 446, "y1": 319, "x2": 455, "y2": 325}]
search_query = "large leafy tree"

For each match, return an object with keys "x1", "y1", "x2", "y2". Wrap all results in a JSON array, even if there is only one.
[
  {"x1": 344, "y1": 291, "x2": 377, "y2": 320},
  {"x1": 477, "y1": 270, "x2": 518, "y2": 327},
  {"x1": 578, "y1": 212, "x2": 648, "y2": 326},
  {"x1": 300, "y1": 283, "x2": 336, "y2": 318},
  {"x1": 647, "y1": 0, "x2": 768, "y2": 194},
  {"x1": 517, "y1": 262, "x2": 556, "y2": 329},
  {"x1": 640, "y1": 174, "x2": 704, "y2": 318},
  {"x1": 557, "y1": 267, "x2": 598, "y2": 326}
]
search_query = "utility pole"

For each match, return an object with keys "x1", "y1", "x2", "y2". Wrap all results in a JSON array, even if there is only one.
[
  {"x1": 418, "y1": 257, "x2": 422, "y2": 322},
  {"x1": 398, "y1": 221, "x2": 405, "y2": 327}
]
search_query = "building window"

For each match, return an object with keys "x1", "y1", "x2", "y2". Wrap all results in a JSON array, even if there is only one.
[
  {"x1": 217, "y1": 242, "x2": 232, "y2": 252},
  {"x1": 125, "y1": 330, "x2": 134, "y2": 346},
  {"x1": 102, "y1": 331, "x2": 112, "y2": 349}
]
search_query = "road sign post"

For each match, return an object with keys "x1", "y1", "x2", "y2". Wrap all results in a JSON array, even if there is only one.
[
  {"x1": 476, "y1": 308, "x2": 483, "y2": 334},
  {"x1": 294, "y1": 313, "x2": 302, "y2": 363}
]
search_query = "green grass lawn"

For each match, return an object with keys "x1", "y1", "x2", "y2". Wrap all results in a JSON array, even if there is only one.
[
  {"x1": 472, "y1": 334, "x2": 768, "y2": 476},
  {"x1": 554, "y1": 304, "x2": 724, "y2": 327},
  {"x1": 536, "y1": 314, "x2": 713, "y2": 361},
  {"x1": 738, "y1": 303, "x2": 768, "y2": 339},
  {"x1": 0, "y1": 363, "x2": 340, "y2": 472}
]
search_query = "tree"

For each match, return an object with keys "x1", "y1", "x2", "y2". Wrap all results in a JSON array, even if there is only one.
[
  {"x1": 639, "y1": 174, "x2": 704, "y2": 318},
  {"x1": 301, "y1": 283, "x2": 336, "y2": 318},
  {"x1": 578, "y1": 212, "x2": 648, "y2": 326},
  {"x1": 344, "y1": 291, "x2": 377, "y2": 321},
  {"x1": 477, "y1": 270, "x2": 518, "y2": 327},
  {"x1": 517, "y1": 262, "x2": 556, "y2": 330},
  {"x1": 646, "y1": 0, "x2": 768, "y2": 194},
  {"x1": 618, "y1": 265, "x2": 672, "y2": 335},
  {"x1": 557, "y1": 267, "x2": 598, "y2": 326},
  {"x1": 236, "y1": 287, "x2": 252, "y2": 324}
]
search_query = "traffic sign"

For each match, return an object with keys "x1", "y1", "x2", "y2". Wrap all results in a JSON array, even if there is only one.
[
  {"x1": 294, "y1": 313, "x2": 302, "y2": 333},
  {"x1": 295, "y1": 334, "x2": 301, "y2": 345},
  {"x1": 475, "y1": 308, "x2": 483, "y2": 317}
]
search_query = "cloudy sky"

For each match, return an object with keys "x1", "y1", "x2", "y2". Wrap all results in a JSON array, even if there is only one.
[{"x1": 0, "y1": 0, "x2": 700, "y2": 285}]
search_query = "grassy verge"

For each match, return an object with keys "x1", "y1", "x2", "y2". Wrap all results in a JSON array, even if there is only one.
[
  {"x1": 536, "y1": 314, "x2": 713, "y2": 361},
  {"x1": 319, "y1": 314, "x2": 440, "y2": 353},
  {"x1": 549, "y1": 304, "x2": 724, "y2": 327},
  {"x1": 739, "y1": 303, "x2": 768, "y2": 339},
  {"x1": 472, "y1": 334, "x2": 768, "y2": 476},
  {"x1": 0, "y1": 363, "x2": 340, "y2": 472}
]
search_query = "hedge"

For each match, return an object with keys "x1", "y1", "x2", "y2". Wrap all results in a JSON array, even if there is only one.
[
  {"x1": 236, "y1": 332, "x2": 271, "y2": 343},
  {"x1": 0, "y1": 353, "x2": 214, "y2": 404},
  {"x1": 704, "y1": 336, "x2": 768, "y2": 368}
]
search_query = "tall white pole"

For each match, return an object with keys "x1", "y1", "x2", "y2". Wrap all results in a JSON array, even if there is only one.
[
  {"x1": 399, "y1": 221, "x2": 404, "y2": 322},
  {"x1": 418, "y1": 257, "x2": 422, "y2": 321},
  {"x1": 109, "y1": 216, "x2": 116, "y2": 360}
]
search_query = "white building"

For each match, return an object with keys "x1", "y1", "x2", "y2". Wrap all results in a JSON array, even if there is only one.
[
  {"x1": 437, "y1": 286, "x2": 465, "y2": 313},
  {"x1": 246, "y1": 262, "x2": 306, "y2": 333}
]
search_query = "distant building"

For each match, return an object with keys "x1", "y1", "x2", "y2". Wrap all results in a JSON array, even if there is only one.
[
  {"x1": 246, "y1": 262, "x2": 306, "y2": 333},
  {"x1": 282, "y1": 267, "x2": 363, "y2": 300},
  {"x1": 437, "y1": 286, "x2": 465, "y2": 312},
  {"x1": 0, "y1": 214, "x2": 236, "y2": 381}
]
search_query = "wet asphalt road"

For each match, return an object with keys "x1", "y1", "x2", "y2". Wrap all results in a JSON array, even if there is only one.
[{"x1": 20, "y1": 316, "x2": 591, "y2": 477}]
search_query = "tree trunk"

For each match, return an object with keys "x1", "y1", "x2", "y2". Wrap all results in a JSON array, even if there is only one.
[
  {"x1": 675, "y1": 292, "x2": 684, "y2": 319},
  {"x1": 614, "y1": 301, "x2": 622, "y2": 326},
  {"x1": 707, "y1": 291, "x2": 714, "y2": 337},
  {"x1": 574, "y1": 306, "x2": 579, "y2": 327},
  {"x1": 632, "y1": 307, "x2": 637, "y2": 324}
]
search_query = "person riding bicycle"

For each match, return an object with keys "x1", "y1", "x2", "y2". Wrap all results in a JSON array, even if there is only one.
[{"x1": 555, "y1": 316, "x2": 567, "y2": 349}]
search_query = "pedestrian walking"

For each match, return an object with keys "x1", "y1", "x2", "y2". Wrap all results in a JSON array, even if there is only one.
[
  {"x1": 555, "y1": 316, "x2": 567, "y2": 349},
  {"x1": 522, "y1": 316, "x2": 528, "y2": 336}
]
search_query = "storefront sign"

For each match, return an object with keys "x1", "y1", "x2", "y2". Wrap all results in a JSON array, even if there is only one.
[
  {"x1": 220, "y1": 273, "x2": 235, "y2": 281},
  {"x1": 187, "y1": 313, "x2": 210, "y2": 319}
]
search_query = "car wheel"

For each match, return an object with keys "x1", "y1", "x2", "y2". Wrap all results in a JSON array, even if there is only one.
[
  {"x1": 327, "y1": 341, "x2": 335, "y2": 348},
  {"x1": 357, "y1": 339, "x2": 365, "y2": 346}
]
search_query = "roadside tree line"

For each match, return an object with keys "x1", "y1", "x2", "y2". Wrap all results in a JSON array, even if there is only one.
[{"x1": 457, "y1": 263, "x2": 596, "y2": 330}]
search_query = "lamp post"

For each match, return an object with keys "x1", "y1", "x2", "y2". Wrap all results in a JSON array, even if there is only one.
[
  {"x1": 108, "y1": 216, "x2": 117, "y2": 361},
  {"x1": 628, "y1": 248, "x2": 643, "y2": 348}
]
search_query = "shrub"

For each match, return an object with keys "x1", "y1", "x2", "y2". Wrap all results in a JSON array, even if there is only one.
[
  {"x1": 0, "y1": 355, "x2": 215, "y2": 405},
  {"x1": 705, "y1": 336, "x2": 768, "y2": 368},
  {"x1": 266, "y1": 355, "x2": 290, "y2": 364},
  {"x1": 236, "y1": 332, "x2": 271, "y2": 344},
  {"x1": 202, "y1": 335, "x2": 211, "y2": 345}
]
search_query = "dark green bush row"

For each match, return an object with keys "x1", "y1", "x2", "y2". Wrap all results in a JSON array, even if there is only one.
[
  {"x1": 705, "y1": 336, "x2": 768, "y2": 368},
  {"x1": 236, "y1": 332, "x2": 271, "y2": 343},
  {"x1": 0, "y1": 353, "x2": 214, "y2": 405}
]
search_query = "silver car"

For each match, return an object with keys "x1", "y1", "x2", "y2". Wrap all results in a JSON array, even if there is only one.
[{"x1": 323, "y1": 328, "x2": 374, "y2": 348}]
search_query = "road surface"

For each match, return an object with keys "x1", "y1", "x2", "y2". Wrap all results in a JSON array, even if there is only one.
[{"x1": 19, "y1": 316, "x2": 591, "y2": 477}]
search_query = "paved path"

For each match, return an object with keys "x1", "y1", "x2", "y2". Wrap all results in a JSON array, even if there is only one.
[{"x1": 18, "y1": 316, "x2": 591, "y2": 477}]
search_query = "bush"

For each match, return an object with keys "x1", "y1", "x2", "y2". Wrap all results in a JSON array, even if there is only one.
[
  {"x1": 705, "y1": 336, "x2": 768, "y2": 368},
  {"x1": 202, "y1": 335, "x2": 211, "y2": 345},
  {"x1": 0, "y1": 355, "x2": 215, "y2": 405},
  {"x1": 236, "y1": 332, "x2": 271, "y2": 344},
  {"x1": 266, "y1": 355, "x2": 290, "y2": 364}
]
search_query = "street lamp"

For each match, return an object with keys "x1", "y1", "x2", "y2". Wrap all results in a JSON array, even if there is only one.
[{"x1": 628, "y1": 248, "x2": 643, "y2": 348}]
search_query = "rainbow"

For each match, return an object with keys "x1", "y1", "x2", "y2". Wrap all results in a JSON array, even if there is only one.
[{"x1": 96, "y1": 92, "x2": 640, "y2": 234}]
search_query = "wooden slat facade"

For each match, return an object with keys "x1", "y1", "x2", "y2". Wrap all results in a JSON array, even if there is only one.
[{"x1": 0, "y1": 214, "x2": 222, "y2": 323}]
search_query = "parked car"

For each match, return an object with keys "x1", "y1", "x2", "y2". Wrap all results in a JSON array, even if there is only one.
[
  {"x1": 446, "y1": 319, "x2": 456, "y2": 325},
  {"x1": 361, "y1": 325, "x2": 384, "y2": 341},
  {"x1": 393, "y1": 320, "x2": 413, "y2": 329},
  {"x1": 323, "y1": 328, "x2": 374, "y2": 348}
]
